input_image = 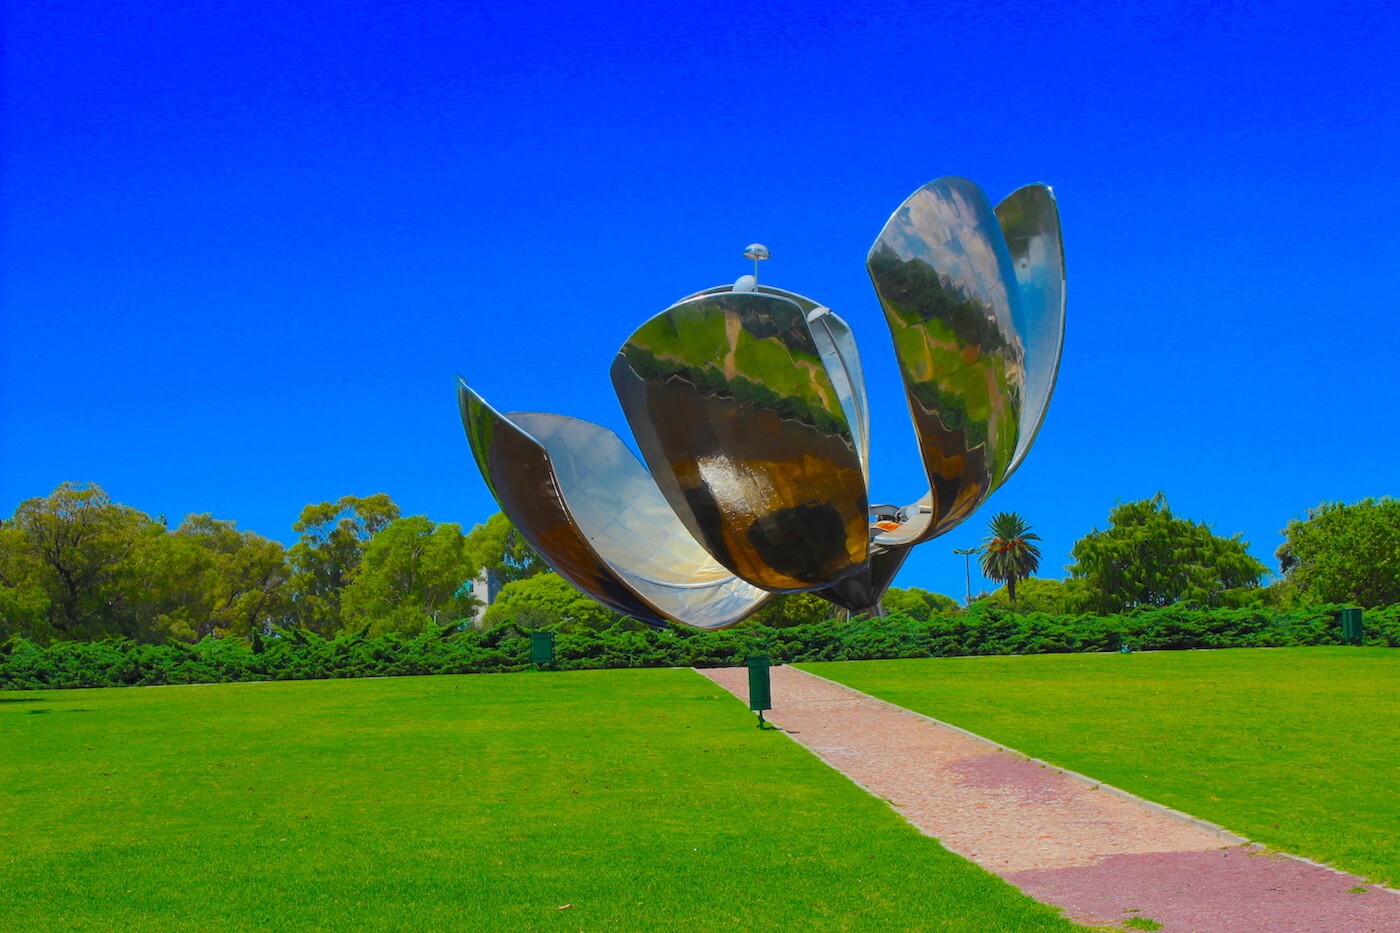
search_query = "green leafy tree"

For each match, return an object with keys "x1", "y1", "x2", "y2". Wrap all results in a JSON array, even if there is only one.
[
  {"x1": 342, "y1": 516, "x2": 480, "y2": 635},
  {"x1": 0, "y1": 522, "x2": 52, "y2": 641},
  {"x1": 464, "y1": 513, "x2": 545, "y2": 585},
  {"x1": 122, "y1": 522, "x2": 215, "y2": 641},
  {"x1": 6, "y1": 483, "x2": 164, "y2": 640},
  {"x1": 1069, "y1": 493, "x2": 1268, "y2": 613},
  {"x1": 979, "y1": 577, "x2": 1082, "y2": 614},
  {"x1": 479, "y1": 572, "x2": 620, "y2": 633},
  {"x1": 1, "y1": 485, "x2": 291, "y2": 644},
  {"x1": 1277, "y1": 498, "x2": 1399, "y2": 608},
  {"x1": 744, "y1": 593, "x2": 834, "y2": 628},
  {"x1": 173, "y1": 514, "x2": 291, "y2": 637},
  {"x1": 287, "y1": 494, "x2": 399, "y2": 634},
  {"x1": 979, "y1": 512, "x2": 1041, "y2": 604},
  {"x1": 92, "y1": 515, "x2": 293, "y2": 643},
  {"x1": 883, "y1": 586, "x2": 960, "y2": 620}
]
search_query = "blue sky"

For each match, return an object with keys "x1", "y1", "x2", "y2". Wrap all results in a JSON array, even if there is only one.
[{"x1": 4, "y1": 0, "x2": 1397, "y2": 601}]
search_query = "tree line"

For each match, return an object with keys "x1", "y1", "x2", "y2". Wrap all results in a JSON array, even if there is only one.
[
  {"x1": 0, "y1": 483, "x2": 538, "y2": 645},
  {"x1": 1, "y1": 482, "x2": 1395, "y2": 646}
]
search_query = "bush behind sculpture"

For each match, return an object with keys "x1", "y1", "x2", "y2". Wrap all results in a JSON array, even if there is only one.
[{"x1": 3, "y1": 604, "x2": 1396, "y2": 690}]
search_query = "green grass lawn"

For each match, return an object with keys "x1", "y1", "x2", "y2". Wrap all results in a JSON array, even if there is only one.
[
  {"x1": 2, "y1": 669, "x2": 1085, "y2": 932},
  {"x1": 801, "y1": 647, "x2": 1400, "y2": 886}
]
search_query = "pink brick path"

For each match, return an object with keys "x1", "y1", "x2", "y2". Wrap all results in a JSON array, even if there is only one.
[{"x1": 697, "y1": 665, "x2": 1400, "y2": 932}]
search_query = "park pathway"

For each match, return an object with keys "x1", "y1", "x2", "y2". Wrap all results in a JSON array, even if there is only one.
[{"x1": 697, "y1": 664, "x2": 1400, "y2": 932}]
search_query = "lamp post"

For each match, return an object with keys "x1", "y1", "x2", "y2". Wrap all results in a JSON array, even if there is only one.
[{"x1": 952, "y1": 547, "x2": 978, "y2": 607}]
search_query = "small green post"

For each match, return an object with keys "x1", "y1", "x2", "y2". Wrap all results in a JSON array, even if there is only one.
[
  {"x1": 530, "y1": 630, "x2": 556, "y2": 668},
  {"x1": 1341, "y1": 608, "x2": 1363, "y2": 646},
  {"x1": 747, "y1": 655, "x2": 771, "y2": 728}
]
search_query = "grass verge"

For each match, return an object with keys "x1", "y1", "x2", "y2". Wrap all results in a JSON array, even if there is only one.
[
  {"x1": 801, "y1": 647, "x2": 1399, "y2": 885},
  {"x1": 2, "y1": 669, "x2": 1085, "y2": 931}
]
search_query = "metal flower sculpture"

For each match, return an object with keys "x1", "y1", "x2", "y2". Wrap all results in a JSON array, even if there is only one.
[{"x1": 457, "y1": 177, "x2": 1065, "y2": 629}]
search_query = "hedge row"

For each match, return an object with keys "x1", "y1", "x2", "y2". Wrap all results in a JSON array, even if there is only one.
[{"x1": 2, "y1": 604, "x2": 1396, "y2": 690}]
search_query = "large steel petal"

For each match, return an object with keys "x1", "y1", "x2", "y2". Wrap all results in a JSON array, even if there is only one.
[
  {"x1": 866, "y1": 176, "x2": 1026, "y2": 546},
  {"x1": 995, "y1": 183, "x2": 1066, "y2": 479},
  {"x1": 611, "y1": 291, "x2": 868, "y2": 592},
  {"x1": 457, "y1": 379, "x2": 771, "y2": 628}
]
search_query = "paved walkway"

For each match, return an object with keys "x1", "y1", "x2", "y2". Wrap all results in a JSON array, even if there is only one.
[{"x1": 697, "y1": 665, "x2": 1400, "y2": 932}]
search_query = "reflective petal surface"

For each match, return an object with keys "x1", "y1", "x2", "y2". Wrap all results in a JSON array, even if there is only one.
[
  {"x1": 457, "y1": 379, "x2": 771, "y2": 628},
  {"x1": 678, "y1": 284, "x2": 870, "y2": 480},
  {"x1": 812, "y1": 546, "x2": 911, "y2": 613},
  {"x1": 807, "y1": 307, "x2": 870, "y2": 483},
  {"x1": 458, "y1": 381, "x2": 662, "y2": 623},
  {"x1": 509, "y1": 412, "x2": 771, "y2": 628},
  {"x1": 611, "y1": 291, "x2": 869, "y2": 592},
  {"x1": 994, "y1": 183, "x2": 1066, "y2": 478},
  {"x1": 866, "y1": 177, "x2": 1027, "y2": 545}
]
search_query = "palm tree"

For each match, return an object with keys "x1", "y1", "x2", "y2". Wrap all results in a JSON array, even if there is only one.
[{"x1": 979, "y1": 512, "x2": 1042, "y2": 604}]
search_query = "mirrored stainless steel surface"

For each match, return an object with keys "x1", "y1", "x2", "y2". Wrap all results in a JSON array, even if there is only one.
[
  {"x1": 807, "y1": 308, "x2": 870, "y2": 484},
  {"x1": 666, "y1": 286, "x2": 868, "y2": 465},
  {"x1": 458, "y1": 379, "x2": 771, "y2": 628},
  {"x1": 994, "y1": 183, "x2": 1066, "y2": 479},
  {"x1": 812, "y1": 546, "x2": 911, "y2": 613},
  {"x1": 458, "y1": 380, "x2": 664, "y2": 623},
  {"x1": 611, "y1": 290, "x2": 868, "y2": 592},
  {"x1": 509, "y1": 412, "x2": 771, "y2": 628},
  {"x1": 866, "y1": 176, "x2": 1027, "y2": 546}
]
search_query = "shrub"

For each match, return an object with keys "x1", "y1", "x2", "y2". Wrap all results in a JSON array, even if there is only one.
[{"x1": 3, "y1": 605, "x2": 1395, "y2": 690}]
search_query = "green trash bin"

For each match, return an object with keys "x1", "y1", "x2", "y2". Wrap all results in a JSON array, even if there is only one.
[
  {"x1": 747, "y1": 655, "x2": 771, "y2": 716},
  {"x1": 531, "y1": 630, "x2": 556, "y2": 667},
  {"x1": 1341, "y1": 608, "x2": 1363, "y2": 646}
]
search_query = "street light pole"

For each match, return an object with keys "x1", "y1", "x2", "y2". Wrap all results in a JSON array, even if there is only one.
[{"x1": 952, "y1": 547, "x2": 978, "y2": 607}]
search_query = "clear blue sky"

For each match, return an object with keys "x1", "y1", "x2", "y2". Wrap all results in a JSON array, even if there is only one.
[{"x1": 4, "y1": 0, "x2": 1397, "y2": 601}]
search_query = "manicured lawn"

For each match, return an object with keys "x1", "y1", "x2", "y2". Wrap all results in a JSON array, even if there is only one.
[
  {"x1": 1, "y1": 669, "x2": 1084, "y2": 931},
  {"x1": 802, "y1": 647, "x2": 1400, "y2": 885}
]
